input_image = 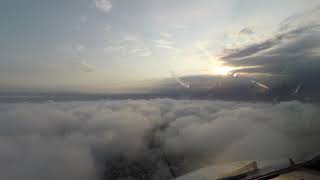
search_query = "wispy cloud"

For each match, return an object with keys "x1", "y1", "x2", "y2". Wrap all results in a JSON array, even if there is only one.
[
  {"x1": 153, "y1": 39, "x2": 178, "y2": 50},
  {"x1": 104, "y1": 45, "x2": 126, "y2": 53},
  {"x1": 153, "y1": 39, "x2": 173, "y2": 45},
  {"x1": 80, "y1": 60, "x2": 96, "y2": 72},
  {"x1": 160, "y1": 32, "x2": 174, "y2": 39},
  {"x1": 94, "y1": 0, "x2": 112, "y2": 12},
  {"x1": 155, "y1": 44, "x2": 177, "y2": 50},
  {"x1": 104, "y1": 35, "x2": 152, "y2": 57},
  {"x1": 239, "y1": 27, "x2": 254, "y2": 35},
  {"x1": 130, "y1": 48, "x2": 152, "y2": 57}
]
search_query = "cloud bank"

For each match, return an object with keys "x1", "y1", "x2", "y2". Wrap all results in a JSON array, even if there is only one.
[{"x1": 0, "y1": 99, "x2": 320, "y2": 179}]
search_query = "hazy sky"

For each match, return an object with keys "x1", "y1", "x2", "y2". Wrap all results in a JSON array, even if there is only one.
[{"x1": 0, "y1": 0, "x2": 319, "y2": 93}]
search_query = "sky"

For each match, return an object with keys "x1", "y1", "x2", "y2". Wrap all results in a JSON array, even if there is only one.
[
  {"x1": 1, "y1": 2, "x2": 320, "y2": 178},
  {"x1": 0, "y1": 0, "x2": 320, "y2": 94}
]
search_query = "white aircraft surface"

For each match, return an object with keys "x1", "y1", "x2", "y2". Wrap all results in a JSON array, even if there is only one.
[{"x1": 173, "y1": 155, "x2": 320, "y2": 180}]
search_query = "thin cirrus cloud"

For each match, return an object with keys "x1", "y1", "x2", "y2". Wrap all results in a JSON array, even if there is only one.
[
  {"x1": 130, "y1": 48, "x2": 152, "y2": 57},
  {"x1": 153, "y1": 39, "x2": 173, "y2": 46},
  {"x1": 104, "y1": 39, "x2": 153, "y2": 57},
  {"x1": 153, "y1": 39, "x2": 178, "y2": 51},
  {"x1": 104, "y1": 35, "x2": 152, "y2": 57}
]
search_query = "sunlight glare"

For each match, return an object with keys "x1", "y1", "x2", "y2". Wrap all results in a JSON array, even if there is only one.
[{"x1": 210, "y1": 66, "x2": 236, "y2": 76}]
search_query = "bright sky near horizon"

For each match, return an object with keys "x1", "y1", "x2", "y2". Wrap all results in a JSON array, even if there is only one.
[{"x1": 0, "y1": 0, "x2": 319, "y2": 93}]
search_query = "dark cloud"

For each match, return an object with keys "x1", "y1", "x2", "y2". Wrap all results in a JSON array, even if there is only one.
[
  {"x1": 151, "y1": 7, "x2": 320, "y2": 101},
  {"x1": 0, "y1": 100, "x2": 320, "y2": 179},
  {"x1": 222, "y1": 39, "x2": 277, "y2": 60},
  {"x1": 149, "y1": 7, "x2": 320, "y2": 101},
  {"x1": 221, "y1": 6, "x2": 320, "y2": 75},
  {"x1": 223, "y1": 24, "x2": 320, "y2": 62},
  {"x1": 150, "y1": 7, "x2": 320, "y2": 102}
]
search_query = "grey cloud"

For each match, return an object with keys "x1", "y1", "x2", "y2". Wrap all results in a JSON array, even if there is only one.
[
  {"x1": 0, "y1": 100, "x2": 320, "y2": 179},
  {"x1": 225, "y1": 33, "x2": 320, "y2": 78},
  {"x1": 222, "y1": 7, "x2": 320, "y2": 68},
  {"x1": 223, "y1": 24, "x2": 320, "y2": 61},
  {"x1": 222, "y1": 39, "x2": 277, "y2": 60},
  {"x1": 213, "y1": 7, "x2": 320, "y2": 97}
]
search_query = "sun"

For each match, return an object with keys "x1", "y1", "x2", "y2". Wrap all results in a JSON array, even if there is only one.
[{"x1": 210, "y1": 66, "x2": 236, "y2": 76}]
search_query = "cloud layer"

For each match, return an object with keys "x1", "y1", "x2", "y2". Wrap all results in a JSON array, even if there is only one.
[{"x1": 0, "y1": 99, "x2": 320, "y2": 179}]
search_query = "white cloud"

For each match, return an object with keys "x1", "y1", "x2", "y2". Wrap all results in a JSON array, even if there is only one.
[
  {"x1": 94, "y1": 0, "x2": 112, "y2": 12},
  {"x1": 0, "y1": 100, "x2": 319, "y2": 179}
]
